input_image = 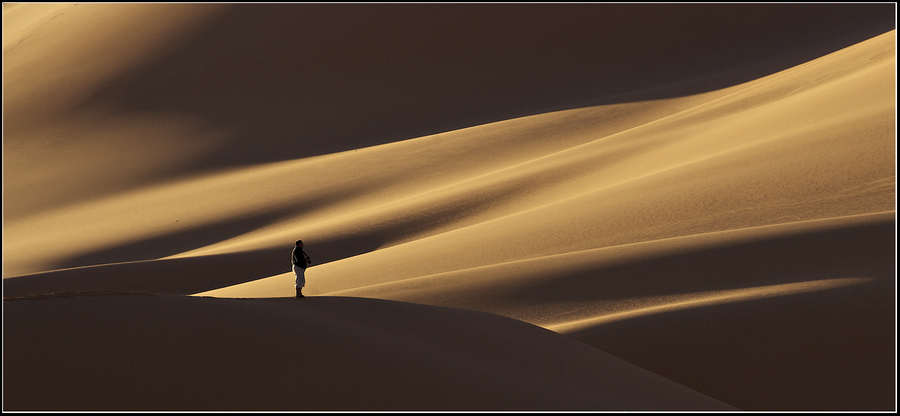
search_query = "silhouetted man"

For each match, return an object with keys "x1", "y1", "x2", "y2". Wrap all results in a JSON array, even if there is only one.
[{"x1": 292, "y1": 239, "x2": 311, "y2": 298}]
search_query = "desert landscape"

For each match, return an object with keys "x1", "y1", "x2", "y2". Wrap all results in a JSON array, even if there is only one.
[{"x1": 3, "y1": 3, "x2": 896, "y2": 411}]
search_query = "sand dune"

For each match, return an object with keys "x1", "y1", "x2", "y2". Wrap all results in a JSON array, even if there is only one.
[
  {"x1": 3, "y1": 292, "x2": 735, "y2": 411},
  {"x1": 3, "y1": 3, "x2": 896, "y2": 411},
  {"x1": 323, "y1": 212, "x2": 896, "y2": 410}
]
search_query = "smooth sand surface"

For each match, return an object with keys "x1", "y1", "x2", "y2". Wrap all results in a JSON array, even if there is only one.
[
  {"x1": 4, "y1": 292, "x2": 734, "y2": 411},
  {"x1": 3, "y1": 3, "x2": 895, "y2": 411}
]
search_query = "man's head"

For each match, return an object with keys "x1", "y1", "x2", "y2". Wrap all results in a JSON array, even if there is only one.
[{"x1": 296, "y1": 239, "x2": 303, "y2": 248}]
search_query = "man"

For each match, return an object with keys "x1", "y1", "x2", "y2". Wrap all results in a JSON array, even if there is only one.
[{"x1": 291, "y1": 239, "x2": 311, "y2": 298}]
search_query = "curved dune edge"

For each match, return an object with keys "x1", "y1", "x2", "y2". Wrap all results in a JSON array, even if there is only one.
[
  {"x1": 307, "y1": 211, "x2": 896, "y2": 411},
  {"x1": 545, "y1": 276, "x2": 877, "y2": 332},
  {"x1": 562, "y1": 274, "x2": 894, "y2": 411},
  {"x1": 4, "y1": 29, "x2": 896, "y2": 279},
  {"x1": 3, "y1": 293, "x2": 735, "y2": 411},
  {"x1": 199, "y1": 210, "x2": 894, "y2": 300},
  {"x1": 3, "y1": 4, "x2": 894, "y2": 412}
]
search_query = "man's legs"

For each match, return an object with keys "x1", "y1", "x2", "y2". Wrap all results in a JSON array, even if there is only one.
[{"x1": 293, "y1": 264, "x2": 306, "y2": 298}]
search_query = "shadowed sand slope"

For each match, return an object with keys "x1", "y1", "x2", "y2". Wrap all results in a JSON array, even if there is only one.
[
  {"x1": 5, "y1": 28, "x2": 896, "y2": 280},
  {"x1": 194, "y1": 29, "x2": 896, "y2": 300},
  {"x1": 3, "y1": 3, "x2": 896, "y2": 412},
  {"x1": 324, "y1": 212, "x2": 896, "y2": 411},
  {"x1": 2, "y1": 293, "x2": 734, "y2": 411},
  {"x1": 3, "y1": 4, "x2": 894, "y2": 225}
]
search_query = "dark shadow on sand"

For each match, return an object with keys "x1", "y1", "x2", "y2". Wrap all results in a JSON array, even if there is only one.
[
  {"x1": 566, "y1": 277, "x2": 895, "y2": 411},
  {"x1": 3, "y1": 232, "x2": 386, "y2": 298},
  {"x1": 75, "y1": 3, "x2": 894, "y2": 181}
]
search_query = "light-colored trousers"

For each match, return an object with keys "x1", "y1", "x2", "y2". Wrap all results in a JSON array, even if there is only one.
[{"x1": 293, "y1": 264, "x2": 306, "y2": 288}]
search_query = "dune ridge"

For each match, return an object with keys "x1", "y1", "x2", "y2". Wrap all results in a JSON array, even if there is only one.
[
  {"x1": 3, "y1": 292, "x2": 735, "y2": 411},
  {"x1": 5, "y1": 29, "x2": 895, "y2": 279},
  {"x1": 547, "y1": 276, "x2": 879, "y2": 331},
  {"x1": 199, "y1": 30, "x2": 895, "y2": 300},
  {"x1": 3, "y1": 3, "x2": 895, "y2": 411}
]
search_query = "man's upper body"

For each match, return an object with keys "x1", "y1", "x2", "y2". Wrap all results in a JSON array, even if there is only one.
[{"x1": 292, "y1": 241, "x2": 310, "y2": 268}]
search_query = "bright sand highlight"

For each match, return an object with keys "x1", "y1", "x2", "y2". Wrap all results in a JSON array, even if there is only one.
[{"x1": 3, "y1": 3, "x2": 895, "y2": 411}]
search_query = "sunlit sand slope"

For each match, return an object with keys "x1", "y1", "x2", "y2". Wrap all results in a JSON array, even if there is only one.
[
  {"x1": 3, "y1": 4, "x2": 894, "y2": 277},
  {"x1": 3, "y1": 3, "x2": 895, "y2": 412},
  {"x1": 328, "y1": 212, "x2": 896, "y2": 410},
  {"x1": 198, "y1": 30, "x2": 896, "y2": 298},
  {"x1": 3, "y1": 293, "x2": 734, "y2": 411},
  {"x1": 4, "y1": 30, "x2": 895, "y2": 284}
]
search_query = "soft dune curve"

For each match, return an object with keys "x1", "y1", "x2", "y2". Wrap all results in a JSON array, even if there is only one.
[
  {"x1": 3, "y1": 3, "x2": 895, "y2": 411},
  {"x1": 3, "y1": 292, "x2": 735, "y2": 411}
]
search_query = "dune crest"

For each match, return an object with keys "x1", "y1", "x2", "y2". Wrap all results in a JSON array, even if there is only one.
[
  {"x1": 196, "y1": 31, "x2": 896, "y2": 301},
  {"x1": 546, "y1": 276, "x2": 878, "y2": 331},
  {"x1": 3, "y1": 293, "x2": 736, "y2": 411},
  {"x1": 3, "y1": 3, "x2": 895, "y2": 411}
]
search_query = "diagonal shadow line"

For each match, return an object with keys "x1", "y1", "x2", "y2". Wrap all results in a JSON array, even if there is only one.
[
  {"x1": 54, "y1": 208, "x2": 298, "y2": 271},
  {"x1": 76, "y1": 3, "x2": 896, "y2": 177},
  {"x1": 2, "y1": 230, "x2": 386, "y2": 298},
  {"x1": 559, "y1": 276, "x2": 895, "y2": 411},
  {"x1": 547, "y1": 276, "x2": 880, "y2": 333},
  {"x1": 328, "y1": 214, "x2": 896, "y2": 322}
]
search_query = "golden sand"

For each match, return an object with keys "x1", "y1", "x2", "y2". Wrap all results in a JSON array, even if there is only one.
[{"x1": 3, "y1": 3, "x2": 895, "y2": 411}]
